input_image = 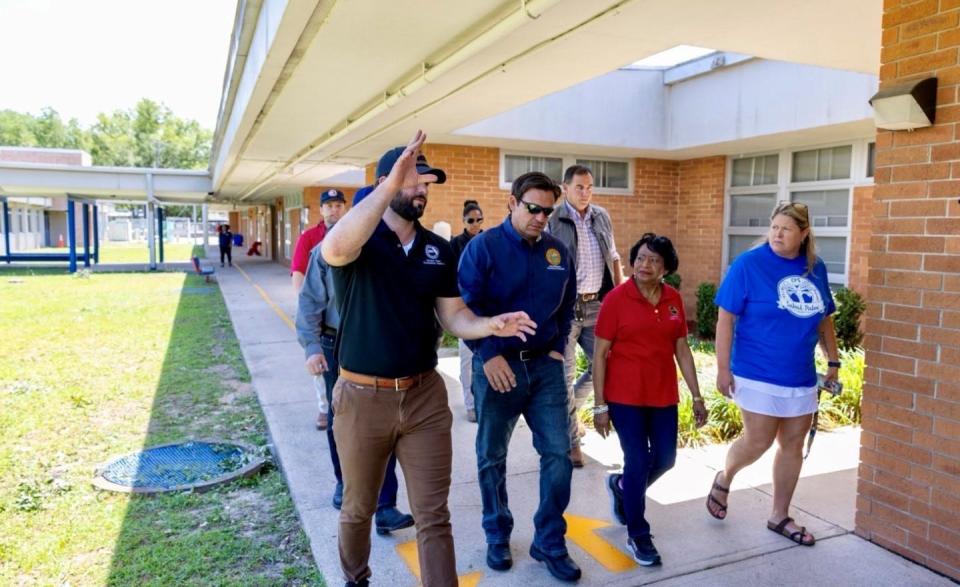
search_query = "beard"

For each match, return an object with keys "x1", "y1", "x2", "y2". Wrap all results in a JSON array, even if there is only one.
[{"x1": 389, "y1": 192, "x2": 425, "y2": 221}]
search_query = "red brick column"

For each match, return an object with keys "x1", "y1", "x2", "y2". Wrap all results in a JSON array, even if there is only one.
[{"x1": 857, "y1": 0, "x2": 960, "y2": 579}]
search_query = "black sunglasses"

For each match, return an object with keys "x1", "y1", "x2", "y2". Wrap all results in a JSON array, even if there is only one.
[
  {"x1": 518, "y1": 199, "x2": 555, "y2": 217},
  {"x1": 465, "y1": 218, "x2": 484, "y2": 225}
]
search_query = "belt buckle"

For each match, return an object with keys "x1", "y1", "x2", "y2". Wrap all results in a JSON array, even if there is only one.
[
  {"x1": 394, "y1": 378, "x2": 401, "y2": 392},
  {"x1": 519, "y1": 350, "x2": 532, "y2": 362}
]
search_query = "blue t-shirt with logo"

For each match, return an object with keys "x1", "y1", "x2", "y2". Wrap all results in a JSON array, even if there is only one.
[{"x1": 715, "y1": 243, "x2": 835, "y2": 387}]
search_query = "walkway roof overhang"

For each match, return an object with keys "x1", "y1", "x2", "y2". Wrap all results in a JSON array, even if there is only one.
[
  {"x1": 211, "y1": 0, "x2": 881, "y2": 203},
  {"x1": 0, "y1": 162, "x2": 212, "y2": 204}
]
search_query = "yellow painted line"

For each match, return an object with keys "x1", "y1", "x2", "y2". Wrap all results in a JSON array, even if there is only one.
[
  {"x1": 396, "y1": 540, "x2": 483, "y2": 586},
  {"x1": 564, "y1": 513, "x2": 637, "y2": 573},
  {"x1": 232, "y1": 262, "x2": 296, "y2": 332}
]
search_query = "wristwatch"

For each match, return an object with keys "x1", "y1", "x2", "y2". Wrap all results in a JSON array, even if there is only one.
[
  {"x1": 827, "y1": 360, "x2": 841, "y2": 368},
  {"x1": 592, "y1": 404, "x2": 609, "y2": 415}
]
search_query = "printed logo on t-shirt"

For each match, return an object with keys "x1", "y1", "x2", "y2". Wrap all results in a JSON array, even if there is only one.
[
  {"x1": 776, "y1": 275, "x2": 825, "y2": 318},
  {"x1": 423, "y1": 244, "x2": 445, "y2": 266}
]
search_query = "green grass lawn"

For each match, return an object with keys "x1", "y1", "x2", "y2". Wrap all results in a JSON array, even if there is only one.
[
  {"x1": 23, "y1": 242, "x2": 204, "y2": 264},
  {"x1": 0, "y1": 271, "x2": 322, "y2": 586}
]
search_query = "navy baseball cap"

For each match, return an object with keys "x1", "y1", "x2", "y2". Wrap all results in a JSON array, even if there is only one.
[
  {"x1": 320, "y1": 188, "x2": 345, "y2": 204},
  {"x1": 375, "y1": 146, "x2": 447, "y2": 184},
  {"x1": 352, "y1": 185, "x2": 374, "y2": 206}
]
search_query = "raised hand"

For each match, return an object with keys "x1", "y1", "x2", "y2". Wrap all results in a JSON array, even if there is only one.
[
  {"x1": 488, "y1": 311, "x2": 537, "y2": 341},
  {"x1": 386, "y1": 130, "x2": 436, "y2": 189}
]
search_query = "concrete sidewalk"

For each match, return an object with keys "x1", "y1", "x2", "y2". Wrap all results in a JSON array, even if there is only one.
[{"x1": 218, "y1": 255, "x2": 951, "y2": 587}]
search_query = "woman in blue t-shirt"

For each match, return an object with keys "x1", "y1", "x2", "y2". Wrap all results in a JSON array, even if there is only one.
[{"x1": 706, "y1": 201, "x2": 840, "y2": 547}]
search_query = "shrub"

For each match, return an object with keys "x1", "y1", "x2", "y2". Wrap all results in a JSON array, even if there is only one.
[
  {"x1": 833, "y1": 287, "x2": 866, "y2": 350},
  {"x1": 695, "y1": 283, "x2": 719, "y2": 339},
  {"x1": 663, "y1": 273, "x2": 681, "y2": 290}
]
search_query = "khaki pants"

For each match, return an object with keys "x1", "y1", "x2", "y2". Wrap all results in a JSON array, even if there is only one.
[{"x1": 332, "y1": 370, "x2": 457, "y2": 586}]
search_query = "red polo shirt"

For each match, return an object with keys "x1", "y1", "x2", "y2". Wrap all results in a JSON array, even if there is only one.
[
  {"x1": 291, "y1": 223, "x2": 327, "y2": 274},
  {"x1": 595, "y1": 280, "x2": 688, "y2": 407}
]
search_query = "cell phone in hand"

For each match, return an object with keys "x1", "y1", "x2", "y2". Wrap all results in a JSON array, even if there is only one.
[{"x1": 817, "y1": 373, "x2": 843, "y2": 396}]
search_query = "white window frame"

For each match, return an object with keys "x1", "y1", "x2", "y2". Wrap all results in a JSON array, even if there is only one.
[
  {"x1": 722, "y1": 139, "x2": 874, "y2": 287},
  {"x1": 499, "y1": 150, "x2": 634, "y2": 195}
]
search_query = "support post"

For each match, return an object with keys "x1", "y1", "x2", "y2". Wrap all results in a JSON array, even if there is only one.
[
  {"x1": 92, "y1": 204, "x2": 100, "y2": 264},
  {"x1": 81, "y1": 202, "x2": 91, "y2": 268},
  {"x1": 67, "y1": 199, "x2": 77, "y2": 273},
  {"x1": 157, "y1": 206, "x2": 165, "y2": 264},
  {"x1": 2, "y1": 197, "x2": 10, "y2": 264},
  {"x1": 145, "y1": 173, "x2": 156, "y2": 270},
  {"x1": 201, "y1": 204, "x2": 209, "y2": 256}
]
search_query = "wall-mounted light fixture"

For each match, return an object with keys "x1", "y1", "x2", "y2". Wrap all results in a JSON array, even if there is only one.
[{"x1": 869, "y1": 77, "x2": 938, "y2": 131}]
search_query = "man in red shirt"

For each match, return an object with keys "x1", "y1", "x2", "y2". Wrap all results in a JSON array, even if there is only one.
[{"x1": 291, "y1": 189, "x2": 347, "y2": 291}]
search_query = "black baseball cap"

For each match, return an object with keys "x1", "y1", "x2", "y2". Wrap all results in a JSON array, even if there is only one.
[
  {"x1": 320, "y1": 188, "x2": 346, "y2": 204},
  {"x1": 375, "y1": 146, "x2": 447, "y2": 184}
]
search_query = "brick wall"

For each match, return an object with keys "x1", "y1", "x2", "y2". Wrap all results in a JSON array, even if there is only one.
[
  {"x1": 676, "y1": 157, "x2": 727, "y2": 312},
  {"x1": 849, "y1": 185, "x2": 876, "y2": 296},
  {"x1": 0, "y1": 147, "x2": 88, "y2": 166},
  {"x1": 856, "y1": 0, "x2": 960, "y2": 579}
]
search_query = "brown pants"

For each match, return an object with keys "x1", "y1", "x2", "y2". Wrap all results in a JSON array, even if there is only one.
[{"x1": 332, "y1": 370, "x2": 457, "y2": 586}]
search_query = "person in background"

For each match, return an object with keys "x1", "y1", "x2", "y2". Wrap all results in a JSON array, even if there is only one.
[
  {"x1": 451, "y1": 199, "x2": 484, "y2": 423},
  {"x1": 593, "y1": 233, "x2": 707, "y2": 567},
  {"x1": 218, "y1": 224, "x2": 233, "y2": 267},
  {"x1": 706, "y1": 201, "x2": 840, "y2": 548},
  {"x1": 291, "y1": 189, "x2": 348, "y2": 430},
  {"x1": 548, "y1": 164, "x2": 624, "y2": 468}
]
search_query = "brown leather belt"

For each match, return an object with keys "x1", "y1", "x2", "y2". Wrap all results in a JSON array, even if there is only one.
[
  {"x1": 339, "y1": 368, "x2": 433, "y2": 391},
  {"x1": 578, "y1": 292, "x2": 599, "y2": 303}
]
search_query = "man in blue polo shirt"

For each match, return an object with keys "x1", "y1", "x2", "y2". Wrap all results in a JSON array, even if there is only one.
[{"x1": 458, "y1": 171, "x2": 580, "y2": 582}]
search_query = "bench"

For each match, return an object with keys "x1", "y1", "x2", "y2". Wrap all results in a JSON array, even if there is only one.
[{"x1": 191, "y1": 256, "x2": 216, "y2": 282}]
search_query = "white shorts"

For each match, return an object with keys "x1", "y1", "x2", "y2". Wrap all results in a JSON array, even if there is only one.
[{"x1": 733, "y1": 375, "x2": 818, "y2": 418}]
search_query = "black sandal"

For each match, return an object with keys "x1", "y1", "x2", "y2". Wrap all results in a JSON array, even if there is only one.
[
  {"x1": 706, "y1": 471, "x2": 729, "y2": 520},
  {"x1": 767, "y1": 516, "x2": 815, "y2": 546}
]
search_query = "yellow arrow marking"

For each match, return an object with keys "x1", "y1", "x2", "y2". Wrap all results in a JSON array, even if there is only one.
[
  {"x1": 564, "y1": 513, "x2": 637, "y2": 573},
  {"x1": 396, "y1": 540, "x2": 483, "y2": 586}
]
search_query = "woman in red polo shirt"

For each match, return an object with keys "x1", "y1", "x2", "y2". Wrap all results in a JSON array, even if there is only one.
[{"x1": 592, "y1": 233, "x2": 707, "y2": 567}]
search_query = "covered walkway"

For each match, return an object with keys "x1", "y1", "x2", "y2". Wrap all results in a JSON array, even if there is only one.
[{"x1": 215, "y1": 255, "x2": 949, "y2": 586}]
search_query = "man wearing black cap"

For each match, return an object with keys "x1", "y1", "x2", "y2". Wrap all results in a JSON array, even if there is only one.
[
  {"x1": 294, "y1": 187, "x2": 414, "y2": 536},
  {"x1": 322, "y1": 131, "x2": 537, "y2": 587}
]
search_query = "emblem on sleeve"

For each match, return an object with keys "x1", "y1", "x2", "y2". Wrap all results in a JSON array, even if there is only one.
[
  {"x1": 776, "y1": 276, "x2": 825, "y2": 318},
  {"x1": 545, "y1": 248, "x2": 562, "y2": 266}
]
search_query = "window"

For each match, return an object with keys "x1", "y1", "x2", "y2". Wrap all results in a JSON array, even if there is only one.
[
  {"x1": 725, "y1": 141, "x2": 871, "y2": 286},
  {"x1": 731, "y1": 155, "x2": 778, "y2": 186},
  {"x1": 503, "y1": 154, "x2": 563, "y2": 184},
  {"x1": 866, "y1": 142, "x2": 875, "y2": 178},
  {"x1": 791, "y1": 146, "x2": 852, "y2": 182},
  {"x1": 576, "y1": 159, "x2": 630, "y2": 189},
  {"x1": 501, "y1": 151, "x2": 633, "y2": 194}
]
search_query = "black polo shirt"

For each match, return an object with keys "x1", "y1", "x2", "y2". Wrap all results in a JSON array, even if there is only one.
[{"x1": 332, "y1": 220, "x2": 459, "y2": 378}]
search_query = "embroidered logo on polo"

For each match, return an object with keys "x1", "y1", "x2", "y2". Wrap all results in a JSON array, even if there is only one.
[
  {"x1": 776, "y1": 275, "x2": 825, "y2": 318},
  {"x1": 545, "y1": 248, "x2": 562, "y2": 266},
  {"x1": 423, "y1": 244, "x2": 445, "y2": 266},
  {"x1": 669, "y1": 305, "x2": 679, "y2": 317}
]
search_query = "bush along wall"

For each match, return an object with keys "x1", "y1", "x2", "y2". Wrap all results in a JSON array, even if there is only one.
[{"x1": 695, "y1": 282, "x2": 718, "y2": 339}]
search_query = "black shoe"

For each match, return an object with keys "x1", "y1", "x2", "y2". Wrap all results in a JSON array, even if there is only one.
[
  {"x1": 606, "y1": 473, "x2": 627, "y2": 525},
  {"x1": 345, "y1": 579, "x2": 369, "y2": 587},
  {"x1": 375, "y1": 507, "x2": 415, "y2": 535},
  {"x1": 332, "y1": 482, "x2": 343, "y2": 510},
  {"x1": 486, "y1": 543, "x2": 512, "y2": 571},
  {"x1": 626, "y1": 535, "x2": 662, "y2": 566},
  {"x1": 529, "y1": 544, "x2": 581, "y2": 582}
]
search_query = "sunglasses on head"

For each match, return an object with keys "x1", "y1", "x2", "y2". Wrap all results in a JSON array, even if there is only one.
[
  {"x1": 518, "y1": 199, "x2": 555, "y2": 217},
  {"x1": 465, "y1": 218, "x2": 484, "y2": 225},
  {"x1": 775, "y1": 201, "x2": 809, "y2": 214}
]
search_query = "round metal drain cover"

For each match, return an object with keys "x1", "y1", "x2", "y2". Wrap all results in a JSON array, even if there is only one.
[{"x1": 93, "y1": 439, "x2": 265, "y2": 494}]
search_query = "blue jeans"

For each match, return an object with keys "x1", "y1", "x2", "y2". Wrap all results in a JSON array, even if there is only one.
[
  {"x1": 473, "y1": 353, "x2": 573, "y2": 557},
  {"x1": 608, "y1": 402, "x2": 678, "y2": 539},
  {"x1": 564, "y1": 299, "x2": 600, "y2": 445},
  {"x1": 322, "y1": 334, "x2": 399, "y2": 509}
]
